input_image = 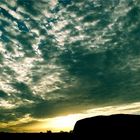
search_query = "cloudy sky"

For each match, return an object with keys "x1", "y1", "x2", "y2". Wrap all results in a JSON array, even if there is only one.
[{"x1": 0, "y1": 0, "x2": 140, "y2": 132}]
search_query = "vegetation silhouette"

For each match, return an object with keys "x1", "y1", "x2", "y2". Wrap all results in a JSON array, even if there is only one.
[
  {"x1": 0, "y1": 131, "x2": 73, "y2": 140},
  {"x1": 1, "y1": 114, "x2": 140, "y2": 139}
]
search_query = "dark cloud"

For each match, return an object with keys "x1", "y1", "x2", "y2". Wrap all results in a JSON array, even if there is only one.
[
  {"x1": 17, "y1": 0, "x2": 41, "y2": 16},
  {"x1": 0, "y1": 90, "x2": 8, "y2": 98},
  {"x1": 59, "y1": 0, "x2": 72, "y2": 6},
  {"x1": 0, "y1": 0, "x2": 140, "y2": 131},
  {"x1": 11, "y1": 82, "x2": 37, "y2": 100},
  {"x1": 0, "y1": 109, "x2": 17, "y2": 122}
]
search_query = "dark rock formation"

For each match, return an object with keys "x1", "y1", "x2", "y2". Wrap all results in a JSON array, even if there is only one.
[{"x1": 73, "y1": 114, "x2": 140, "y2": 139}]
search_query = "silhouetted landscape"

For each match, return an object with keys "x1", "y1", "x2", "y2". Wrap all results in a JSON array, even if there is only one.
[
  {"x1": 0, "y1": 132, "x2": 73, "y2": 140},
  {"x1": 73, "y1": 114, "x2": 140, "y2": 139},
  {"x1": 1, "y1": 114, "x2": 140, "y2": 139}
]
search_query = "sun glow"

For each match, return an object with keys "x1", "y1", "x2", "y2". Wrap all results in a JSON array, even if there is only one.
[
  {"x1": 45, "y1": 114, "x2": 81, "y2": 132},
  {"x1": 8, "y1": 102, "x2": 140, "y2": 132}
]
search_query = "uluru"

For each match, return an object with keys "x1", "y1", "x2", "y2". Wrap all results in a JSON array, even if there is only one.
[{"x1": 73, "y1": 114, "x2": 140, "y2": 139}]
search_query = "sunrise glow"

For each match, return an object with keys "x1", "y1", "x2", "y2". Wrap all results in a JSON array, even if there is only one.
[{"x1": 42, "y1": 114, "x2": 81, "y2": 132}]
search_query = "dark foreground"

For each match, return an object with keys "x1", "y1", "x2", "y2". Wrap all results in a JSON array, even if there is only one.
[
  {"x1": 0, "y1": 132, "x2": 73, "y2": 140},
  {"x1": 1, "y1": 114, "x2": 140, "y2": 139}
]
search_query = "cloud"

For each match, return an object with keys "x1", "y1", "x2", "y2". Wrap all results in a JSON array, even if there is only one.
[
  {"x1": 0, "y1": 90, "x2": 8, "y2": 98},
  {"x1": 0, "y1": 0, "x2": 140, "y2": 132}
]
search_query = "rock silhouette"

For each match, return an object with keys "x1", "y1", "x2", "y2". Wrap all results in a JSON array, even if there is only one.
[{"x1": 73, "y1": 114, "x2": 140, "y2": 139}]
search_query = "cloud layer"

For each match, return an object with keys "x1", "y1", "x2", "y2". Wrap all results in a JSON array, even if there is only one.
[{"x1": 0, "y1": 0, "x2": 140, "y2": 131}]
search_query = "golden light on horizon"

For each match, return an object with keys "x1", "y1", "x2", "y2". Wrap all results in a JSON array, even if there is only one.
[
  {"x1": 41, "y1": 102, "x2": 140, "y2": 132},
  {"x1": 42, "y1": 114, "x2": 82, "y2": 132},
  {"x1": 4, "y1": 102, "x2": 140, "y2": 132}
]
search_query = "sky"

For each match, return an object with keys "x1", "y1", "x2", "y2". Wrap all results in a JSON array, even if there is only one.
[{"x1": 0, "y1": 0, "x2": 140, "y2": 132}]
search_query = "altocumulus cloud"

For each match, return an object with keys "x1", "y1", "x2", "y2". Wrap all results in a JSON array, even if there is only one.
[{"x1": 0, "y1": 0, "x2": 140, "y2": 131}]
